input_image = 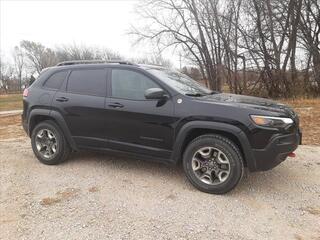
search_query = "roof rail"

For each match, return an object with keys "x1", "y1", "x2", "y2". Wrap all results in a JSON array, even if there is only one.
[{"x1": 56, "y1": 60, "x2": 136, "y2": 66}]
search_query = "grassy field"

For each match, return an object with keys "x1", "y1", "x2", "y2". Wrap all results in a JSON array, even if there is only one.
[
  {"x1": 0, "y1": 93, "x2": 319, "y2": 145},
  {"x1": 0, "y1": 94, "x2": 22, "y2": 111},
  {"x1": 281, "y1": 98, "x2": 320, "y2": 145}
]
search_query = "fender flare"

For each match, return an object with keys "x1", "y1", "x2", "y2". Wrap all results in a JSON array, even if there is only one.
[
  {"x1": 28, "y1": 108, "x2": 51, "y2": 135},
  {"x1": 28, "y1": 109, "x2": 78, "y2": 151},
  {"x1": 171, "y1": 121, "x2": 256, "y2": 170}
]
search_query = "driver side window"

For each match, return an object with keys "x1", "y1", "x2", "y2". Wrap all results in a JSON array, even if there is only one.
[{"x1": 111, "y1": 69, "x2": 159, "y2": 100}]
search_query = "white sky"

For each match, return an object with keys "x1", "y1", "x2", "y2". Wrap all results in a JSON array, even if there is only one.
[{"x1": 0, "y1": 0, "x2": 179, "y2": 66}]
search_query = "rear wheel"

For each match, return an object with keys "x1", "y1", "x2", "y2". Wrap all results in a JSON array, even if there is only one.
[
  {"x1": 183, "y1": 134, "x2": 244, "y2": 194},
  {"x1": 31, "y1": 120, "x2": 70, "y2": 165}
]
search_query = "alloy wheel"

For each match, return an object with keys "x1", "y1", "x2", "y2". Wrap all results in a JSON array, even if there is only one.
[
  {"x1": 35, "y1": 129, "x2": 58, "y2": 159},
  {"x1": 191, "y1": 147, "x2": 231, "y2": 185}
]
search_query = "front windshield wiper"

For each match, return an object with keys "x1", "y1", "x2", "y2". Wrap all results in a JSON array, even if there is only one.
[
  {"x1": 185, "y1": 93, "x2": 206, "y2": 97},
  {"x1": 186, "y1": 91, "x2": 220, "y2": 97},
  {"x1": 209, "y1": 90, "x2": 220, "y2": 95}
]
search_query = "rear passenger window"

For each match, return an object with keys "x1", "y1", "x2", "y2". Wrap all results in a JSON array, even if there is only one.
[
  {"x1": 44, "y1": 71, "x2": 67, "y2": 90},
  {"x1": 67, "y1": 69, "x2": 107, "y2": 96}
]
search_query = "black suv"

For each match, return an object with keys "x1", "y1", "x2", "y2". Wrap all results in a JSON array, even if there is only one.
[{"x1": 22, "y1": 60, "x2": 301, "y2": 194}]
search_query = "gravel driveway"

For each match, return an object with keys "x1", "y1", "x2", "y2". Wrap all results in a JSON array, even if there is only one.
[{"x1": 1, "y1": 137, "x2": 319, "y2": 240}]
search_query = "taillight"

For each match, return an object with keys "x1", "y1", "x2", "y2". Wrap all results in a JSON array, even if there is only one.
[{"x1": 23, "y1": 88, "x2": 29, "y2": 97}]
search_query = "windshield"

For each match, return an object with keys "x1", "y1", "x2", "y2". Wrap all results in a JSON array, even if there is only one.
[{"x1": 147, "y1": 68, "x2": 212, "y2": 96}]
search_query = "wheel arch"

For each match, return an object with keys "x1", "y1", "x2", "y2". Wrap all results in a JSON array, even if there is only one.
[
  {"x1": 172, "y1": 121, "x2": 256, "y2": 170},
  {"x1": 28, "y1": 109, "x2": 78, "y2": 151}
]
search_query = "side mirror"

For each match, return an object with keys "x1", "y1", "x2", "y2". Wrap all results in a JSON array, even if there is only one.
[{"x1": 145, "y1": 88, "x2": 168, "y2": 100}]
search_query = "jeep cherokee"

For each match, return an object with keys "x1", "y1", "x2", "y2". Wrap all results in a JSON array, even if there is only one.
[{"x1": 22, "y1": 60, "x2": 301, "y2": 194}]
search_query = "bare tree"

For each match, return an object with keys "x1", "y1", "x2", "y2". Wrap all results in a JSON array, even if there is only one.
[
  {"x1": 131, "y1": 54, "x2": 173, "y2": 67},
  {"x1": 12, "y1": 46, "x2": 25, "y2": 92},
  {"x1": 131, "y1": 0, "x2": 252, "y2": 92},
  {"x1": 0, "y1": 59, "x2": 14, "y2": 93},
  {"x1": 131, "y1": 0, "x2": 222, "y2": 90},
  {"x1": 236, "y1": 0, "x2": 304, "y2": 97},
  {"x1": 132, "y1": 0, "x2": 319, "y2": 97},
  {"x1": 20, "y1": 40, "x2": 57, "y2": 74},
  {"x1": 55, "y1": 44, "x2": 122, "y2": 62},
  {"x1": 298, "y1": 0, "x2": 320, "y2": 92},
  {"x1": 181, "y1": 66, "x2": 202, "y2": 80}
]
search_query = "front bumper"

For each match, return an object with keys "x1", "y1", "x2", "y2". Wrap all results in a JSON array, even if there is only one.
[{"x1": 250, "y1": 130, "x2": 301, "y2": 171}]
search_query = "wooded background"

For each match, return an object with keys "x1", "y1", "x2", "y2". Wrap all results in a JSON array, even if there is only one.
[
  {"x1": 1, "y1": 0, "x2": 319, "y2": 98},
  {"x1": 132, "y1": 0, "x2": 320, "y2": 98}
]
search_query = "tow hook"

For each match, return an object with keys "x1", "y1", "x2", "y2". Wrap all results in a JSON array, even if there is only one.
[{"x1": 288, "y1": 152, "x2": 296, "y2": 158}]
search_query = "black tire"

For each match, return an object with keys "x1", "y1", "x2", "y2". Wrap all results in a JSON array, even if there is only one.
[
  {"x1": 31, "y1": 120, "x2": 70, "y2": 165},
  {"x1": 183, "y1": 134, "x2": 244, "y2": 194}
]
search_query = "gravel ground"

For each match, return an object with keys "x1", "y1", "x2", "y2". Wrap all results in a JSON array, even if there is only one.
[{"x1": 1, "y1": 137, "x2": 320, "y2": 240}]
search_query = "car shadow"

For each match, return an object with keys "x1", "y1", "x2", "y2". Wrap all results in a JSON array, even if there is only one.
[
  {"x1": 66, "y1": 149, "x2": 188, "y2": 186},
  {"x1": 65, "y1": 150, "x2": 295, "y2": 195}
]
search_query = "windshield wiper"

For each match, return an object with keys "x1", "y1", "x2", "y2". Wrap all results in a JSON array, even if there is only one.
[
  {"x1": 186, "y1": 89, "x2": 221, "y2": 97},
  {"x1": 185, "y1": 93, "x2": 205, "y2": 97}
]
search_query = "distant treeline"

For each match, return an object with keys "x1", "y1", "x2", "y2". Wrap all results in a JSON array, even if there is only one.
[{"x1": 0, "y1": 40, "x2": 172, "y2": 94}]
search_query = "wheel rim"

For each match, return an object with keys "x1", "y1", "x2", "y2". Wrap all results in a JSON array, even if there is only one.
[
  {"x1": 35, "y1": 129, "x2": 58, "y2": 159},
  {"x1": 191, "y1": 147, "x2": 231, "y2": 185}
]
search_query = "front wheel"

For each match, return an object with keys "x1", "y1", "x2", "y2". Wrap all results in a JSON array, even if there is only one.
[
  {"x1": 31, "y1": 120, "x2": 70, "y2": 165},
  {"x1": 183, "y1": 134, "x2": 244, "y2": 194}
]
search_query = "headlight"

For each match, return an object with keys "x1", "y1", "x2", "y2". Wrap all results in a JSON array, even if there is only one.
[{"x1": 250, "y1": 115, "x2": 293, "y2": 128}]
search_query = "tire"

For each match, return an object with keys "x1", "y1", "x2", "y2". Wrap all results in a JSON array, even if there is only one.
[
  {"x1": 183, "y1": 134, "x2": 244, "y2": 194},
  {"x1": 31, "y1": 120, "x2": 70, "y2": 165}
]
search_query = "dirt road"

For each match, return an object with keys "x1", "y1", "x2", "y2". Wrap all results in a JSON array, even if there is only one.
[{"x1": 1, "y1": 137, "x2": 320, "y2": 240}]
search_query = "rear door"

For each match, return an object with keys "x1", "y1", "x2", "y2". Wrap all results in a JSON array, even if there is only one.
[
  {"x1": 53, "y1": 68, "x2": 108, "y2": 148},
  {"x1": 104, "y1": 67, "x2": 176, "y2": 158}
]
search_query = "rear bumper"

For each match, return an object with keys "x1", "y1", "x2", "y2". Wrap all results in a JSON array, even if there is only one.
[{"x1": 250, "y1": 130, "x2": 301, "y2": 172}]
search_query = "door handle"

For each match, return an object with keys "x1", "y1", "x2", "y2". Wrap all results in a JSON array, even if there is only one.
[
  {"x1": 55, "y1": 97, "x2": 69, "y2": 102},
  {"x1": 108, "y1": 102, "x2": 124, "y2": 108}
]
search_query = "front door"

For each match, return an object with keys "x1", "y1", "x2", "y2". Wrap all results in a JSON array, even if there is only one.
[{"x1": 105, "y1": 68, "x2": 176, "y2": 158}]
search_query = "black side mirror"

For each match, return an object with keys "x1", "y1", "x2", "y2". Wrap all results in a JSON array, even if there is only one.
[{"x1": 145, "y1": 88, "x2": 168, "y2": 100}]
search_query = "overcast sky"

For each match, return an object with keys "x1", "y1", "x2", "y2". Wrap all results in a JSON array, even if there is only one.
[{"x1": 0, "y1": 0, "x2": 179, "y2": 66}]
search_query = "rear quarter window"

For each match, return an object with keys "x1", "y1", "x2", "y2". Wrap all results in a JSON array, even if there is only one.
[{"x1": 43, "y1": 71, "x2": 68, "y2": 90}]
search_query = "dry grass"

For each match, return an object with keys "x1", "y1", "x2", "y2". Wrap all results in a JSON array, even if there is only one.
[
  {"x1": 301, "y1": 206, "x2": 320, "y2": 216},
  {"x1": 88, "y1": 186, "x2": 99, "y2": 193},
  {"x1": 40, "y1": 188, "x2": 80, "y2": 206},
  {"x1": 281, "y1": 98, "x2": 320, "y2": 145},
  {"x1": 0, "y1": 94, "x2": 22, "y2": 111},
  {"x1": 40, "y1": 197, "x2": 62, "y2": 206},
  {"x1": 0, "y1": 115, "x2": 26, "y2": 140}
]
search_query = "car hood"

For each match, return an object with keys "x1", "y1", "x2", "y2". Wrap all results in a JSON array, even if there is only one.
[{"x1": 199, "y1": 93, "x2": 296, "y2": 117}]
